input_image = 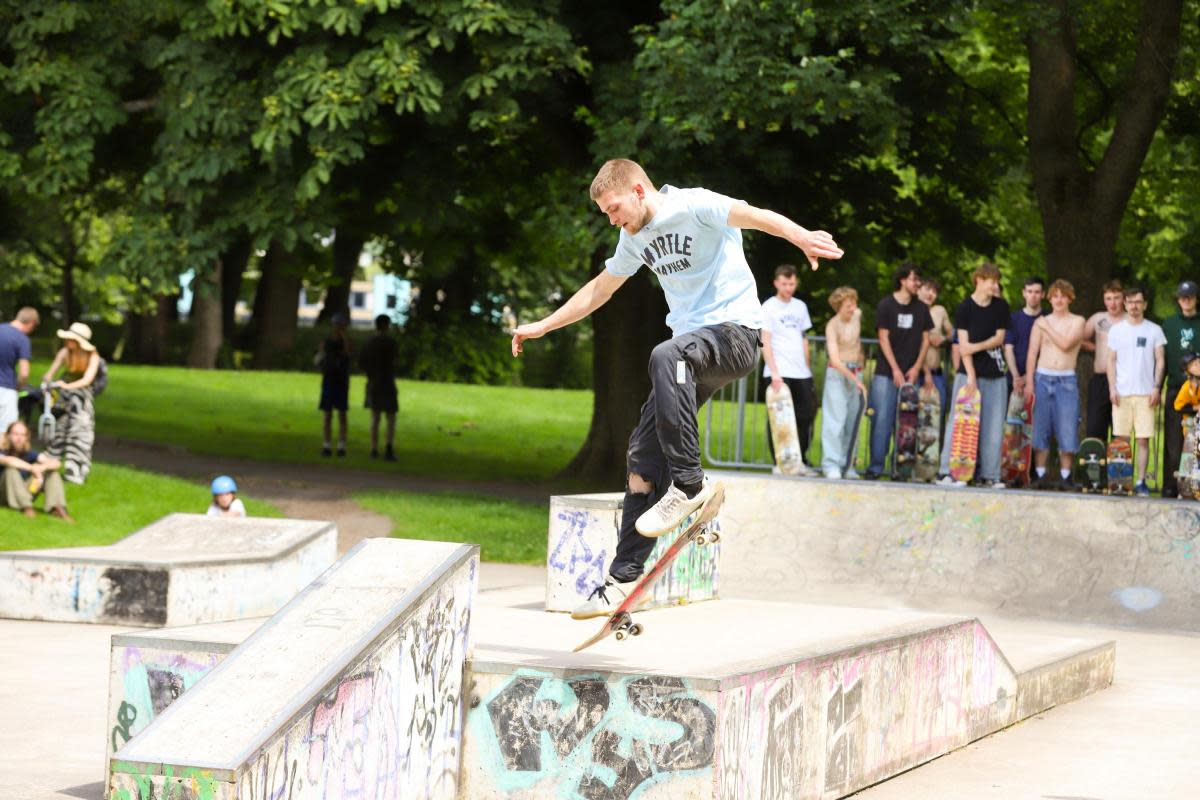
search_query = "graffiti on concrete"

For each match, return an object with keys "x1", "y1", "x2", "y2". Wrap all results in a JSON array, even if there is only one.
[
  {"x1": 549, "y1": 510, "x2": 609, "y2": 598},
  {"x1": 111, "y1": 649, "x2": 222, "y2": 755},
  {"x1": 480, "y1": 670, "x2": 716, "y2": 799},
  {"x1": 824, "y1": 674, "x2": 862, "y2": 792}
]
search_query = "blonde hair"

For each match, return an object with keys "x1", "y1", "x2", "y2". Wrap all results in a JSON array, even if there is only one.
[
  {"x1": 66, "y1": 346, "x2": 91, "y2": 375},
  {"x1": 1048, "y1": 279, "x2": 1075, "y2": 301},
  {"x1": 973, "y1": 261, "x2": 1001, "y2": 283},
  {"x1": 589, "y1": 159, "x2": 655, "y2": 200},
  {"x1": 828, "y1": 286, "x2": 858, "y2": 311}
]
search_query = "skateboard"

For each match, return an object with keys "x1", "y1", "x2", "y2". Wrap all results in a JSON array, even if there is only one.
[
  {"x1": 948, "y1": 384, "x2": 981, "y2": 483},
  {"x1": 1106, "y1": 438, "x2": 1134, "y2": 495},
  {"x1": 892, "y1": 383, "x2": 919, "y2": 481},
  {"x1": 574, "y1": 482, "x2": 725, "y2": 653},
  {"x1": 1075, "y1": 437, "x2": 1107, "y2": 493},
  {"x1": 1177, "y1": 416, "x2": 1199, "y2": 500},
  {"x1": 999, "y1": 391, "x2": 1035, "y2": 487},
  {"x1": 843, "y1": 383, "x2": 868, "y2": 476},
  {"x1": 915, "y1": 384, "x2": 941, "y2": 482},
  {"x1": 765, "y1": 384, "x2": 805, "y2": 475}
]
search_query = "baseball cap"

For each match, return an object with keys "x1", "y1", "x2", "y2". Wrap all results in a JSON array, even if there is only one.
[{"x1": 1176, "y1": 280, "x2": 1198, "y2": 298}]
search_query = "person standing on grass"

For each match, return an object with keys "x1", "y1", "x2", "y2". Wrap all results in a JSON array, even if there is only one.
[
  {"x1": 1159, "y1": 281, "x2": 1200, "y2": 499},
  {"x1": 1024, "y1": 280, "x2": 1085, "y2": 490},
  {"x1": 1082, "y1": 280, "x2": 1126, "y2": 439},
  {"x1": 510, "y1": 158, "x2": 842, "y2": 619},
  {"x1": 316, "y1": 312, "x2": 352, "y2": 458},
  {"x1": 1106, "y1": 287, "x2": 1166, "y2": 497},
  {"x1": 1, "y1": 420, "x2": 72, "y2": 521},
  {"x1": 821, "y1": 287, "x2": 866, "y2": 479},
  {"x1": 761, "y1": 264, "x2": 818, "y2": 475},
  {"x1": 359, "y1": 314, "x2": 400, "y2": 462},
  {"x1": 0, "y1": 307, "x2": 39, "y2": 432},
  {"x1": 938, "y1": 262, "x2": 1010, "y2": 488},
  {"x1": 864, "y1": 264, "x2": 934, "y2": 480},
  {"x1": 42, "y1": 323, "x2": 101, "y2": 485}
]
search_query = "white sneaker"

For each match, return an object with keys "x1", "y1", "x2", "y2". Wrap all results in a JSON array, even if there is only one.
[
  {"x1": 635, "y1": 480, "x2": 713, "y2": 537},
  {"x1": 571, "y1": 578, "x2": 638, "y2": 620},
  {"x1": 987, "y1": 480, "x2": 1008, "y2": 490},
  {"x1": 824, "y1": 468, "x2": 842, "y2": 480},
  {"x1": 939, "y1": 475, "x2": 967, "y2": 488},
  {"x1": 845, "y1": 469, "x2": 860, "y2": 480},
  {"x1": 798, "y1": 462, "x2": 820, "y2": 477}
]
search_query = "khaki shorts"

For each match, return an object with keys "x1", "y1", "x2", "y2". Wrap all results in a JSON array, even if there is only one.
[{"x1": 1112, "y1": 394, "x2": 1157, "y2": 438}]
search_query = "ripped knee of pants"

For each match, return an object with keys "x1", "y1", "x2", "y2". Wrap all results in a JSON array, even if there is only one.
[{"x1": 627, "y1": 473, "x2": 653, "y2": 495}]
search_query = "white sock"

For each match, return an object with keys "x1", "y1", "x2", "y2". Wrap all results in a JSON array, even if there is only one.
[
  {"x1": 1035, "y1": 467, "x2": 1046, "y2": 477},
  {"x1": 1060, "y1": 468, "x2": 1071, "y2": 479}
]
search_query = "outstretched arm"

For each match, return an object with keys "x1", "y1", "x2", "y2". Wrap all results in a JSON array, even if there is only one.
[
  {"x1": 726, "y1": 204, "x2": 844, "y2": 270},
  {"x1": 512, "y1": 270, "x2": 629, "y2": 357}
]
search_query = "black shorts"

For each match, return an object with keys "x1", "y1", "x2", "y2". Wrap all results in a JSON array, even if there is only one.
[{"x1": 364, "y1": 379, "x2": 398, "y2": 413}]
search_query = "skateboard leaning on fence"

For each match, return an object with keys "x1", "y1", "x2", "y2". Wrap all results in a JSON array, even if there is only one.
[
  {"x1": 765, "y1": 383, "x2": 805, "y2": 476},
  {"x1": 573, "y1": 482, "x2": 725, "y2": 653},
  {"x1": 999, "y1": 391, "x2": 1035, "y2": 487},
  {"x1": 1178, "y1": 416, "x2": 1200, "y2": 500},
  {"x1": 1106, "y1": 438, "x2": 1134, "y2": 496},
  {"x1": 915, "y1": 384, "x2": 941, "y2": 482},
  {"x1": 892, "y1": 383, "x2": 919, "y2": 481},
  {"x1": 1074, "y1": 437, "x2": 1107, "y2": 493},
  {"x1": 948, "y1": 384, "x2": 981, "y2": 483},
  {"x1": 843, "y1": 384, "x2": 869, "y2": 477}
]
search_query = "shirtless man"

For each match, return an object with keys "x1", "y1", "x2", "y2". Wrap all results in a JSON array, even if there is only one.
[
  {"x1": 1081, "y1": 280, "x2": 1125, "y2": 439},
  {"x1": 1025, "y1": 280, "x2": 1086, "y2": 489},
  {"x1": 919, "y1": 278, "x2": 953, "y2": 414}
]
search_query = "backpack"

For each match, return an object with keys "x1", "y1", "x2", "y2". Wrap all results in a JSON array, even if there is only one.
[{"x1": 92, "y1": 357, "x2": 109, "y2": 396}]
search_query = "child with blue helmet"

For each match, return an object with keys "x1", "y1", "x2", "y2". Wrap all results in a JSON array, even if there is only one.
[{"x1": 207, "y1": 475, "x2": 246, "y2": 518}]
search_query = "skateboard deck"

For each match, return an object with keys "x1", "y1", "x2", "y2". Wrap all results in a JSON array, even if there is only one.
[
  {"x1": 915, "y1": 384, "x2": 941, "y2": 482},
  {"x1": 765, "y1": 384, "x2": 804, "y2": 475},
  {"x1": 948, "y1": 384, "x2": 981, "y2": 483},
  {"x1": 843, "y1": 384, "x2": 868, "y2": 476},
  {"x1": 892, "y1": 383, "x2": 919, "y2": 481},
  {"x1": 1178, "y1": 416, "x2": 1199, "y2": 500},
  {"x1": 1074, "y1": 437, "x2": 1107, "y2": 493},
  {"x1": 1000, "y1": 391, "x2": 1035, "y2": 487},
  {"x1": 574, "y1": 482, "x2": 725, "y2": 653},
  {"x1": 1106, "y1": 438, "x2": 1134, "y2": 495}
]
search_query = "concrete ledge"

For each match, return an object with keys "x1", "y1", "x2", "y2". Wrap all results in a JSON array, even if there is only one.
[
  {"x1": 0, "y1": 514, "x2": 337, "y2": 626},
  {"x1": 715, "y1": 471, "x2": 1200, "y2": 630},
  {"x1": 108, "y1": 538, "x2": 479, "y2": 800},
  {"x1": 462, "y1": 589, "x2": 1113, "y2": 800}
]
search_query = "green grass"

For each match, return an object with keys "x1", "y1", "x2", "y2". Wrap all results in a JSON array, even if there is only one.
[
  {"x1": 355, "y1": 490, "x2": 546, "y2": 564},
  {"x1": 1, "y1": 462, "x2": 281, "y2": 551},
  {"x1": 84, "y1": 364, "x2": 591, "y2": 484}
]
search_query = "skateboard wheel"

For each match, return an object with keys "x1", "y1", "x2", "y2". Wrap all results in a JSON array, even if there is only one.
[
  {"x1": 630, "y1": 623, "x2": 643, "y2": 636},
  {"x1": 615, "y1": 630, "x2": 626, "y2": 641},
  {"x1": 708, "y1": 532, "x2": 721, "y2": 543}
]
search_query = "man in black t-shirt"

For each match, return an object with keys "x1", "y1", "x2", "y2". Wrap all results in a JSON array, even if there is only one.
[
  {"x1": 865, "y1": 264, "x2": 934, "y2": 478},
  {"x1": 359, "y1": 314, "x2": 400, "y2": 461},
  {"x1": 938, "y1": 262, "x2": 1011, "y2": 487}
]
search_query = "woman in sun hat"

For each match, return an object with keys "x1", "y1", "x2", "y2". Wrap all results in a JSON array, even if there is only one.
[{"x1": 41, "y1": 322, "x2": 102, "y2": 484}]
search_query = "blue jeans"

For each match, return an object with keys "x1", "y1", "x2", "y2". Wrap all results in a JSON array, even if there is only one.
[
  {"x1": 821, "y1": 367, "x2": 862, "y2": 475},
  {"x1": 867, "y1": 374, "x2": 899, "y2": 476},
  {"x1": 1032, "y1": 372, "x2": 1080, "y2": 452},
  {"x1": 938, "y1": 374, "x2": 1008, "y2": 481}
]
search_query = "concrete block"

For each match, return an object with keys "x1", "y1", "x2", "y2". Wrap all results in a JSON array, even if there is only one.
[
  {"x1": 546, "y1": 493, "x2": 719, "y2": 613},
  {"x1": 0, "y1": 514, "x2": 337, "y2": 626}
]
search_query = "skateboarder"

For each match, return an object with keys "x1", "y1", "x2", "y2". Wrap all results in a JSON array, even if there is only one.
[
  {"x1": 918, "y1": 278, "x2": 953, "y2": 416},
  {"x1": 821, "y1": 286, "x2": 866, "y2": 479},
  {"x1": 760, "y1": 264, "x2": 818, "y2": 475},
  {"x1": 1004, "y1": 278, "x2": 1048, "y2": 398},
  {"x1": 1025, "y1": 280, "x2": 1085, "y2": 490},
  {"x1": 1082, "y1": 280, "x2": 1126, "y2": 439},
  {"x1": 864, "y1": 264, "x2": 934, "y2": 479},
  {"x1": 939, "y1": 262, "x2": 1011, "y2": 488},
  {"x1": 1107, "y1": 287, "x2": 1166, "y2": 496},
  {"x1": 510, "y1": 159, "x2": 843, "y2": 616},
  {"x1": 1160, "y1": 281, "x2": 1200, "y2": 498}
]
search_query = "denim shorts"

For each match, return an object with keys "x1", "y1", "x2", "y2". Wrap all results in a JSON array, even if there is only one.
[{"x1": 1032, "y1": 372, "x2": 1080, "y2": 452}]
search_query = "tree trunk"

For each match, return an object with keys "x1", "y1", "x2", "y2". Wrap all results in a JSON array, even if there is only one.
[
  {"x1": 221, "y1": 237, "x2": 252, "y2": 338},
  {"x1": 186, "y1": 260, "x2": 223, "y2": 368},
  {"x1": 125, "y1": 296, "x2": 173, "y2": 364},
  {"x1": 1027, "y1": 0, "x2": 1183, "y2": 311},
  {"x1": 560, "y1": 254, "x2": 669, "y2": 486},
  {"x1": 252, "y1": 241, "x2": 302, "y2": 368},
  {"x1": 318, "y1": 230, "x2": 365, "y2": 324},
  {"x1": 61, "y1": 260, "x2": 76, "y2": 325}
]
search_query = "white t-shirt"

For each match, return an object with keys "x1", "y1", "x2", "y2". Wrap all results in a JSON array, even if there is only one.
[
  {"x1": 206, "y1": 498, "x2": 247, "y2": 518},
  {"x1": 761, "y1": 296, "x2": 812, "y2": 379},
  {"x1": 1108, "y1": 319, "x2": 1166, "y2": 396},
  {"x1": 604, "y1": 185, "x2": 764, "y2": 336}
]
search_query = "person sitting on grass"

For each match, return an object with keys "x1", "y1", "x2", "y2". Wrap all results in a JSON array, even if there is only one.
[
  {"x1": 206, "y1": 475, "x2": 246, "y2": 518},
  {"x1": 0, "y1": 420, "x2": 73, "y2": 521}
]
